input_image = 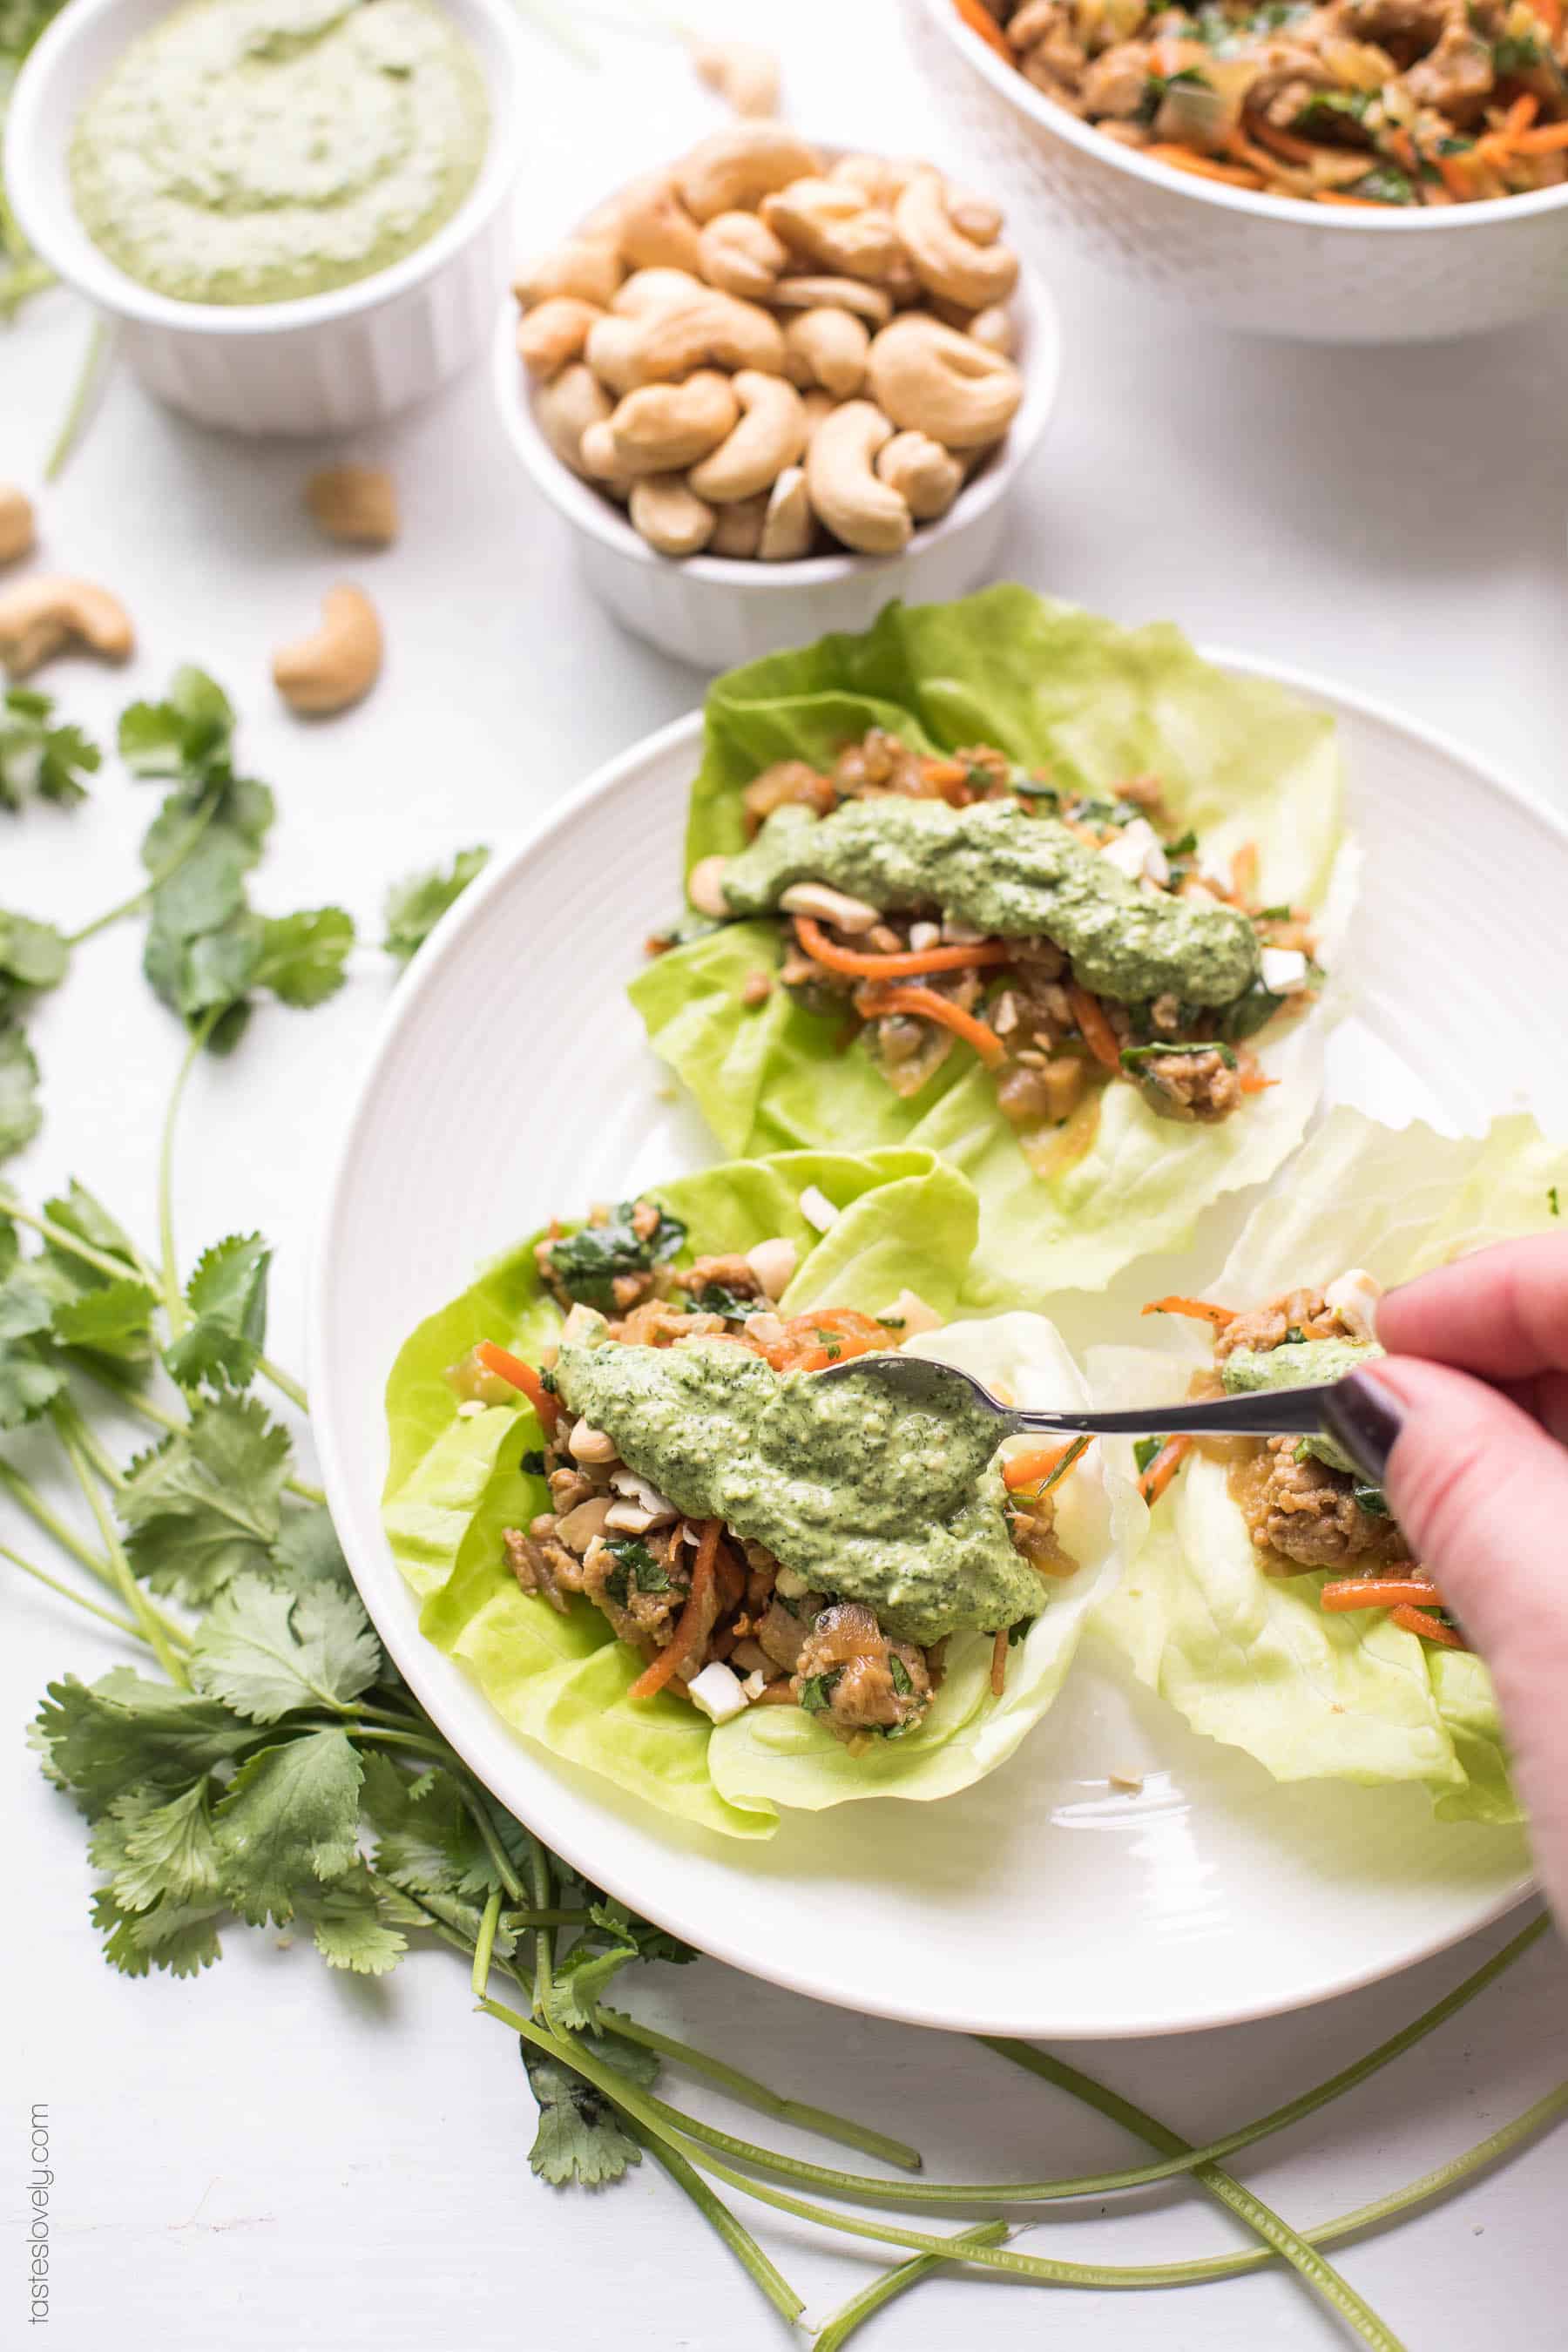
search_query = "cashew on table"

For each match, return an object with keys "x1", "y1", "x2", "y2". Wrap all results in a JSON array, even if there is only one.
[
  {"x1": 0, "y1": 575, "x2": 134, "y2": 678},
  {"x1": 273, "y1": 585, "x2": 382, "y2": 716},
  {"x1": 511, "y1": 122, "x2": 1024, "y2": 562}
]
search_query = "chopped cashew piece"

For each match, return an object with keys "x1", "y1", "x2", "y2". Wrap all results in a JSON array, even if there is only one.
[
  {"x1": 0, "y1": 576, "x2": 133, "y2": 678},
  {"x1": 746, "y1": 1237, "x2": 798, "y2": 1300},
  {"x1": 0, "y1": 484, "x2": 37, "y2": 567},
  {"x1": 798, "y1": 1185, "x2": 839, "y2": 1233},
  {"x1": 686, "y1": 1659, "x2": 748, "y2": 1723},
  {"x1": 880, "y1": 1287, "x2": 943, "y2": 1336},
  {"x1": 304, "y1": 465, "x2": 399, "y2": 546},
  {"x1": 780, "y1": 880, "x2": 883, "y2": 932},
  {"x1": 272, "y1": 585, "x2": 382, "y2": 716},
  {"x1": 628, "y1": 476, "x2": 718, "y2": 557},
  {"x1": 1324, "y1": 1268, "x2": 1383, "y2": 1343},
  {"x1": 687, "y1": 855, "x2": 732, "y2": 917},
  {"x1": 691, "y1": 39, "x2": 781, "y2": 118},
  {"x1": 567, "y1": 1417, "x2": 618, "y2": 1464},
  {"x1": 1260, "y1": 946, "x2": 1311, "y2": 992},
  {"x1": 805, "y1": 400, "x2": 912, "y2": 556}
]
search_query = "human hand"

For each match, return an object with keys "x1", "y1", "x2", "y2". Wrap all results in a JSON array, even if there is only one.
[{"x1": 1321, "y1": 1236, "x2": 1568, "y2": 1926}]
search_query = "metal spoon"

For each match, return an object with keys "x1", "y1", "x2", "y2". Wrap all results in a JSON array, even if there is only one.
[{"x1": 812, "y1": 1352, "x2": 1348, "y2": 1450}]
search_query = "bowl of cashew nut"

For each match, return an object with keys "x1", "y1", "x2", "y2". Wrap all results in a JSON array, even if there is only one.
[{"x1": 494, "y1": 123, "x2": 1060, "y2": 670}]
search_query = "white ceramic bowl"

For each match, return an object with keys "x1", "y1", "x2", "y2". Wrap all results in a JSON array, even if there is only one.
[
  {"x1": 493, "y1": 264, "x2": 1062, "y2": 672},
  {"x1": 6, "y1": 0, "x2": 528, "y2": 436},
  {"x1": 909, "y1": 0, "x2": 1568, "y2": 343}
]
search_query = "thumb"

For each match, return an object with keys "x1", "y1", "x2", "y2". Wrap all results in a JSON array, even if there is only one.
[{"x1": 1325, "y1": 1358, "x2": 1568, "y2": 1924}]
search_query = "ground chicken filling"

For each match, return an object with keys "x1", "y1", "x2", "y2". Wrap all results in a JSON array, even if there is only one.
[
  {"x1": 1139, "y1": 1278, "x2": 1467, "y2": 1647},
  {"x1": 968, "y1": 0, "x2": 1568, "y2": 206},
  {"x1": 457, "y1": 1198, "x2": 1076, "y2": 1749},
  {"x1": 655, "y1": 728, "x2": 1317, "y2": 1160}
]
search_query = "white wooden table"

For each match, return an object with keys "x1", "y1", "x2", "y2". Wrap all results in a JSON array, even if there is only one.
[{"x1": 5, "y1": 6, "x2": 1566, "y2": 2345}]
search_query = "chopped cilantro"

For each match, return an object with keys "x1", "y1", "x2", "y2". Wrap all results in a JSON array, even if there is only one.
[
  {"x1": 1285, "y1": 1325, "x2": 1307, "y2": 1344},
  {"x1": 888, "y1": 1652, "x2": 913, "y2": 1697},
  {"x1": 689, "y1": 1280, "x2": 762, "y2": 1320},
  {"x1": 1007, "y1": 1616, "x2": 1035, "y2": 1647},
  {"x1": 605, "y1": 1536, "x2": 669, "y2": 1596},
  {"x1": 544, "y1": 1200, "x2": 687, "y2": 1310},
  {"x1": 875, "y1": 1314, "x2": 906, "y2": 1330},
  {"x1": 1493, "y1": 31, "x2": 1543, "y2": 69},
  {"x1": 520, "y1": 1448, "x2": 548, "y2": 1477},
  {"x1": 1215, "y1": 984, "x2": 1284, "y2": 1043},
  {"x1": 1352, "y1": 1484, "x2": 1391, "y2": 1517},
  {"x1": 1348, "y1": 166, "x2": 1417, "y2": 206},
  {"x1": 799, "y1": 1669, "x2": 842, "y2": 1716},
  {"x1": 1165, "y1": 828, "x2": 1199, "y2": 859},
  {"x1": 1257, "y1": 903, "x2": 1294, "y2": 923},
  {"x1": 382, "y1": 847, "x2": 490, "y2": 966},
  {"x1": 1120, "y1": 1040, "x2": 1239, "y2": 1073},
  {"x1": 1133, "y1": 1436, "x2": 1166, "y2": 1477},
  {"x1": 1550, "y1": 1186, "x2": 1560, "y2": 1219}
]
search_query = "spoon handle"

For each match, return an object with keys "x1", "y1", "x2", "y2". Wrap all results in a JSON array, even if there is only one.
[{"x1": 1011, "y1": 1383, "x2": 1336, "y2": 1443}]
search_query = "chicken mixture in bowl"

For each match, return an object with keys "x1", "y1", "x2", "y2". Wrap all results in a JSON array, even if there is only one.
[
  {"x1": 447, "y1": 1195, "x2": 1085, "y2": 1749},
  {"x1": 963, "y1": 0, "x2": 1568, "y2": 206},
  {"x1": 1139, "y1": 1270, "x2": 1467, "y2": 1646},
  {"x1": 671, "y1": 727, "x2": 1321, "y2": 1159}
]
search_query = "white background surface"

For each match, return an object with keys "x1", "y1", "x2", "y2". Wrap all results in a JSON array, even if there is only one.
[{"x1": 4, "y1": 3, "x2": 1566, "y2": 2347}]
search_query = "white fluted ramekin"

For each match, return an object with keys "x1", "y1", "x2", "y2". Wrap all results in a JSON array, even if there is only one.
[
  {"x1": 6, "y1": 0, "x2": 527, "y2": 436},
  {"x1": 492, "y1": 258, "x2": 1061, "y2": 672},
  {"x1": 909, "y1": 0, "x2": 1568, "y2": 344}
]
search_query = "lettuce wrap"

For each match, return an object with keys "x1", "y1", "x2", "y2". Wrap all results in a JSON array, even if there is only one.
[
  {"x1": 1094, "y1": 1108, "x2": 1568, "y2": 1824},
  {"x1": 382, "y1": 1148, "x2": 1132, "y2": 1839},
  {"x1": 630, "y1": 588, "x2": 1351, "y2": 1310}
]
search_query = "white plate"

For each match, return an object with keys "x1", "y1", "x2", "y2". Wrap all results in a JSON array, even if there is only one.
[{"x1": 310, "y1": 657, "x2": 1550, "y2": 2039}]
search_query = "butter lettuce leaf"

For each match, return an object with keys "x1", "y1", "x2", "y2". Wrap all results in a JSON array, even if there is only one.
[
  {"x1": 630, "y1": 588, "x2": 1348, "y2": 1306},
  {"x1": 383, "y1": 1148, "x2": 1020, "y2": 1841},
  {"x1": 1094, "y1": 1109, "x2": 1568, "y2": 1824}
]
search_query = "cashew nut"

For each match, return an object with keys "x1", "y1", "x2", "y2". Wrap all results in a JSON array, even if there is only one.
[
  {"x1": 609, "y1": 371, "x2": 740, "y2": 473},
  {"x1": 759, "y1": 465, "x2": 814, "y2": 560},
  {"x1": 805, "y1": 402, "x2": 911, "y2": 557},
  {"x1": 691, "y1": 39, "x2": 781, "y2": 118},
  {"x1": 272, "y1": 585, "x2": 382, "y2": 716},
  {"x1": 760, "y1": 179, "x2": 905, "y2": 284},
  {"x1": 875, "y1": 430, "x2": 963, "y2": 523},
  {"x1": 514, "y1": 239, "x2": 623, "y2": 309},
  {"x1": 779, "y1": 881, "x2": 884, "y2": 931},
  {"x1": 968, "y1": 303, "x2": 1016, "y2": 357},
  {"x1": 696, "y1": 211, "x2": 787, "y2": 301},
  {"x1": 828, "y1": 152, "x2": 923, "y2": 209},
  {"x1": 798, "y1": 388, "x2": 836, "y2": 444},
  {"x1": 618, "y1": 177, "x2": 705, "y2": 275},
  {"x1": 770, "y1": 274, "x2": 893, "y2": 328},
  {"x1": 867, "y1": 315, "x2": 1023, "y2": 449},
  {"x1": 304, "y1": 464, "x2": 399, "y2": 546},
  {"x1": 894, "y1": 172, "x2": 1018, "y2": 311},
  {"x1": 628, "y1": 476, "x2": 718, "y2": 558},
  {"x1": 0, "y1": 576, "x2": 133, "y2": 678},
  {"x1": 676, "y1": 125, "x2": 821, "y2": 222},
  {"x1": 687, "y1": 372, "x2": 807, "y2": 504},
  {"x1": 0, "y1": 484, "x2": 36, "y2": 567},
  {"x1": 947, "y1": 186, "x2": 1004, "y2": 246},
  {"x1": 610, "y1": 267, "x2": 706, "y2": 318},
  {"x1": 707, "y1": 495, "x2": 768, "y2": 558},
  {"x1": 588, "y1": 287, "x2": 784, "y2": 392},
  {"x1": 782, "y1": 306, "x2": 868, "y2": 398},
  {"x1": 516, "y1": 295, "x2": 603, "y2": 378},
  {"x1": 578, "y1": 419, "x2": 637, "y2": 501},
  {"x1": 532, "y1": 362, "x2": 614, "y2": 477}
]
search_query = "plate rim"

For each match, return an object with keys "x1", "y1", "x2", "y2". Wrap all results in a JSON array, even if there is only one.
[{"x1": 309, "y1": 651, "x2": 1551, "y2": 2038}]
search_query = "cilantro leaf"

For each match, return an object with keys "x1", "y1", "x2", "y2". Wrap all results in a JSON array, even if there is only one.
[
  {"x1": 0, "y1": 685, "x2": 99, "y2": 812},
  {"x1": 163, "y1": 1231, "x2": 270, "y2": 1391},
  {"x1": 0, "y1": 1022, "x2": 43, "y2": 1161},
  {"x1": 299, "y1": 1866, "x2": 409, "y2": 1976},
  {"x1": 51, "y1": 1274, "x2": 159, "y2": 1363},
  {"x1": 0, "y1": 1248, "x2": 64, "y2": 1424},
  {"x1": 250, "y1": 909, "x2": 355, "y2": 1009},
  {"x1": 382, "y1": 847, "x2": 490, "y2": 965},
  {"x1": 588, "y1": 1901, "x2": 696, "y2": 1971},
  {"x1": 361, "y1": 1750, "x2": 497, "y2": 1902},
  {"x1": 522, "y1": 2044, "x2": 642, "y2": 2189},
  {"x1": 213, "y1": 1729, "x2": 363, "y2": 1923},
  {"x1": 0, "y1": 907, "x2": 69, "y2": 1020},
  {"x1": 545, "y1": 1933, "x2": 640, "y2": 2032},
  {"x1": 118, "y1": 667, "x2": 235, "y2": 779},
  {"x1": 544, "y1": 1201, "x2": 687, "y2": 1311},
  {"x1": 120, "y1": 1394, "x2": 291, "y2": 1602},
  {"x1": 189, "y1": 1574, "x2": 382, "y2": 1724},
  {"x1": 269, "y1": 1504, "x2": 353, "y2": 1592},
  {"x1": 40, "y1": 1177, "x2": 143, "y2": 1273},
  {"x1": 34, "y1": 1669, "x2": 254, "y2": 1815},
  {"x1": 91, "y1": 1780, "x2": 222, "y2": 1912}
]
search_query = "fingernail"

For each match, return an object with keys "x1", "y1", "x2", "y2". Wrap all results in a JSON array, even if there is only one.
[{"x1": 1321, "y1": 1367, "x2": 1404, "y2": 1484}]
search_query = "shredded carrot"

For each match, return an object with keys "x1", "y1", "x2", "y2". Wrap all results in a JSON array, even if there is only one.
[
  {"x1": 1068, "y1": 983, "x2": 1122, "y2": 1072},
  {"x1": 746, "y1": 1308, "x2": 889, "y2": 1375},
  {"x1": 1516, "y1": 121, "x2": 1568, "y2": 153},
  {"x1": 1248, "y1": 120, "x2": 1321, "y2": 166},
  {"x1": 1230, "y1": 841, "x2": 1260, "y2": 902},
  {"x1": 1390, "y1": 1603, "x2": 1469, "y2": 1650},
  {"x1": 1388, "y1": 128, "x2": 1418, "y2": 174},
  {"x1": 1139, "y1": 1434, "x2": 1194, "y2": 1506},
  {"x1": 1505, "y1": 94, "x2": 1541, "y2": 139},
  {"x1": 475, "y1": 1341, "x2": 561, "y2": 1433},
  {"x1": 627, "y1": 1519, "x2": 720, "y2": 1699},
  {"x1": 1004, "y1": 1434, "x2": 1094, "y2": 1495},
  {"x1": 1321, "y1": 1578, "x2": 1442, "y2": 1612},
  {"x1": 1238, "y1": 1054, "x2": 1278, "y2": 1096},
  {"x1": 794, "y1": 914, "x2": 1014, "y2": 982},
  {"x1": 951, "y1": 0, "x2": 1013, "y2": 59},
  {"x1": 1315, "y1": 190, "x2": 1391, "y2": 207},
  {"x1": 1141, "y1": 1294, "x2": 1234, "y2": 1328},
  {"x1": 918, "y1": 757, "x2": 974, "y2": 805},
  {"x1": 1532, "y1": 0, "x2": 1563, "y2": 37},
  {"x1": 1144, "y1": 143, "x2": 1266, "y2": 189},
  {"x1": 990, "y1": 1625, "x2": 1009, "y2": 1698},
  {"x1": 855, "y1": 983, "x2": 1006, "y2": 1070},
  {"x1": 1229, "y1": 129, "x2": 1293, "y2": 178}
]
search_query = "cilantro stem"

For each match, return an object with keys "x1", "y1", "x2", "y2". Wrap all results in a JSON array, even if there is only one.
[
  {"x1": 632, "y1": 2123, "x2": 807, "y2": 2328},
  {"x1": 71, "y1": 1417, "x2": 125, "y2": 1491},
  {"x1": 159, "y1": 1017, "x2": 218, "y2": 1341},
  {"x1": 44, "y1": 317, "x2": 112, "y2": 483},
  {"x1": 65, "y1": 780, "x2": 223, "y2": 949},
  {"x1": 815, "y1": 2220, "x2": 1010, "y2": 2352},
  {"x1": 528, "y1": 1839, "x2": 557, "y2": 2016},
  {"x1": 598, "y1": 2011, "x2": 923, "y2": 2173},
  {"x1": 463, "y1": 1794, "x2": 527, "y2": 1906},
  {"x1": 77, "y1": 1362, "x2": 325, "y2": 1505},
  {"x1": 257, "y1": 1355, "x2": 310, "y2": 1416},
  {"x1": 0, "y1": 1457, "x2": 190, "y2": 1652},
  {"x1": 470, "y1": 1889, "x2": 503, "y2": 2000},
  {"x1": 51, "y1": 1402, "x2": 189, "y2": 1686},
  {"x1": 0, "y1": 1196, "x2": 145, "y2": 1286},
  {"x1": 1, "y1": 1539, "x2": 146, "y2": 1643}
]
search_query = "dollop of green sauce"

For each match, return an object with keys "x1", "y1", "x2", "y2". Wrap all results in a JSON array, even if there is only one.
[
  {"x1": 720, "y1": 801, "x2": 1260, "y2": 1008},
  {"x1": 554, "y1": 1332, "x2": 1043, "y2": 1647},
  {"x1": 69, "y1": 0, "x2": 490, "y2": 308},
  {"x1": 1222, "y1": 1336, "x2": 1382, "y2": 1474}
]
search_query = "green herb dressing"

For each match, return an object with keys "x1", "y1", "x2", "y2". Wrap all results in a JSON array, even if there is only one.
[
  {"x1": 720, "y1": 800, "x2": 1260, "y2": 1007},
  {"x1": 554, "y1": 1333, "x2": 1043, "y2": 1647},
  {"x1": 69, "y1": 0, "x2": 490, "y2": 308},
  {"x1": 1222, "y1": 1335, "x2": 1382, "y2": 1474}
]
